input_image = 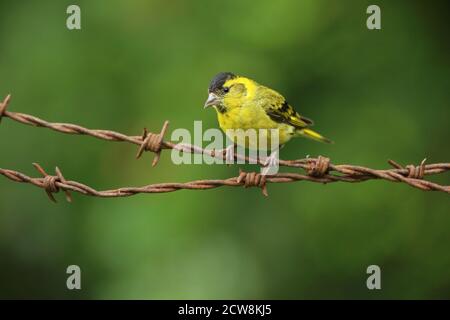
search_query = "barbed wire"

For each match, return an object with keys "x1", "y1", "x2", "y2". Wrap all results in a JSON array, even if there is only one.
[
  {"x1": 1, "y1": 94, "x2": 449, "y2": 201},
  {"x1": 0, "y1": 159, "x2": 449, "y2": 202}
]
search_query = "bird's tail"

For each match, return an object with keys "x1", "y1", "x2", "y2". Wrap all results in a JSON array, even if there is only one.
[{"x1": 297, "y1": 128, "x2": 333, "y2": 144}]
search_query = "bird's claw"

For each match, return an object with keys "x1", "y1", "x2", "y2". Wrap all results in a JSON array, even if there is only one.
[
  {"x1": 215, "y1": 144, "x2": 236, "y2": 165},
  {"x1": 261, "y1": 150, "x2": 279, "y2": 175}
]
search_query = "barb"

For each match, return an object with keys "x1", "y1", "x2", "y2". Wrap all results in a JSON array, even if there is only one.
[
  {"x1": 136, "y1": 121, "x2": 169, "y2": 167},
  {"x1": 0, "y1": 160, "x2": 448, "y2": 202},
  {"x1": 0, "y1": 94, "x2": 11, "y2": 123}
]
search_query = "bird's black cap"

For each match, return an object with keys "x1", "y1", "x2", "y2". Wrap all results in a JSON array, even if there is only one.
[{"x1": 209, "y1": 72, "x2": 236, "y2": 92}]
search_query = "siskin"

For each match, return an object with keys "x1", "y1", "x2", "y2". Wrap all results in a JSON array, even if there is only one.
[{"x1": 204, "y1": 72, "x2": 333, "y2": 152}]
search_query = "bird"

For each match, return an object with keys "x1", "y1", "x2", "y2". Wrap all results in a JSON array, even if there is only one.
[{"x1": 204, "y1": 72, "x2": 333, "y2": 153}]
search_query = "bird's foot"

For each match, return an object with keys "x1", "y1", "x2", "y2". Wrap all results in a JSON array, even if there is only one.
[
  {"x1": 261, "y1": 150, "x2": 279, "y2": 175},
  {"x1": 214, "y1": 144, "x2": 236, "y2": 165}
]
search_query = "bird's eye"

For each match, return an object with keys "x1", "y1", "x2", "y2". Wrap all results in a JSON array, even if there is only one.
[{"x1": 223, "y1": 87, "x2": 230, "y2": 93}]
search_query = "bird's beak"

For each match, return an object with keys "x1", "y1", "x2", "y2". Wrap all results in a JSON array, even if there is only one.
[{"x1": 204, "y1": 93, "x2": 219, "y2": 109}]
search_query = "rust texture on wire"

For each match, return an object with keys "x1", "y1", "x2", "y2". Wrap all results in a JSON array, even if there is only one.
[
  {"x1": 1, "y1": 94, "x2": 449, "y2": 202},
  {"x1": 0, "y1": 159, "x2": 449, "y2": 203}
]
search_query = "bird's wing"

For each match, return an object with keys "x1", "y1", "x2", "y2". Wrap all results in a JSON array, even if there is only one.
[{"x1": 258, "y1": 87, "x2": 314, "y2": 129}]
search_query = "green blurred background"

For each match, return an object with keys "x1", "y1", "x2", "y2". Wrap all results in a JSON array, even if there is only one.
[{"x1": 0, "y1": 0, "x2": 449, "y2": 299}]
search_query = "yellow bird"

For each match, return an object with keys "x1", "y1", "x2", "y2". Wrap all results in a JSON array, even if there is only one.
[{"x1": 204, "y1": 72, "x2": 332, "y2": 151}]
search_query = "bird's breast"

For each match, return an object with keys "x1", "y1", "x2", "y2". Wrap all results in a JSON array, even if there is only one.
[
  {"x1": 217, "y1": 105, "x2": 271, "y2": 129},
  {"x1": 217, "y1": 106, "x2": 295, "y2": 147}
]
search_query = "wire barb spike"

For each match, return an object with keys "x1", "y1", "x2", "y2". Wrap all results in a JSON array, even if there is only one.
[
  {"x1": 307, "y1": 155, "x2": 330, "y2": 177},
  {"x1": 32, "y1": 163, "x2": 58, "y2": 202},
  {"x1": 0, "y1": 94, "x2": 12, "y2": 123},
  {"x1": 30, "y1": 163, "x2": 72, "y2": 203},
  {"x1": 136, "y1": 120, "x2": 169, "y2": 167},
  {"x1": 237, "y1": 169, "x2": 269, "y2": 196}
]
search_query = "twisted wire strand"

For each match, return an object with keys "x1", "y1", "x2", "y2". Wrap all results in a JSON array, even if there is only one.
[{"x1": 0, "y1": 159, "x2": 448, "y2": 203}]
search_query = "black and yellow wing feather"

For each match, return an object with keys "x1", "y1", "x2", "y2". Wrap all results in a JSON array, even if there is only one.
[
  {"x1": 258, "y1": 86, "x2": 313, "y2": 129},
  {"x1": 257, "y1": 86, "x2": 332, "y2": 143}
]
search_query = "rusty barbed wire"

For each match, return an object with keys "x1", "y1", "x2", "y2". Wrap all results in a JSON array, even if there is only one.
[
  {"x1": 0, "y1": 158, "x2": 449, "y2": 202},
  {"x1": 1, "y1": 94, "x2": 449, "y2": 201}
]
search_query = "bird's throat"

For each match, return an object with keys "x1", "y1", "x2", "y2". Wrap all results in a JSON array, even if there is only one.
[{"x1": 215, "y1": 105, "x2": 227, "y2": 113}]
